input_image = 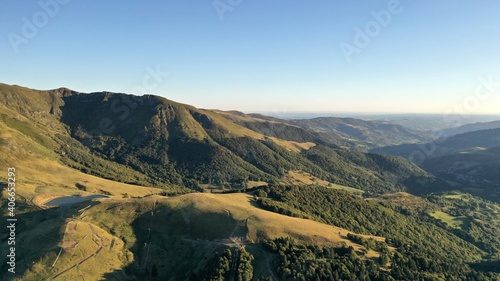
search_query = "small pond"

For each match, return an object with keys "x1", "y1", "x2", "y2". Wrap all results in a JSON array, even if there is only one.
[{"x1": 44, "y1": 195, "x2": 109, "y2": 207}]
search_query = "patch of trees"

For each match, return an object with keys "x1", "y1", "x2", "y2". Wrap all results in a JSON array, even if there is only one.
[
  {"x1": 263, "y1": 237, "x2": 393, "y2": 281},
  {"x1": 198, "y1": 247, "x2": 253, "y2": 281}
]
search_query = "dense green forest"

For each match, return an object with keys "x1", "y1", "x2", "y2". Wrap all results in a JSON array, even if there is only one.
[
  {"x1": 264, "y1": 237, "x2": 391, "y2": 281},
  {"x1": 255, "y1": 185, "x2": 500, "y2": 280}
]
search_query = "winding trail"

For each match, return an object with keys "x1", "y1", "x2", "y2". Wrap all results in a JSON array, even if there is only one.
[
  {"x1": 49, "y1": 223, "x2": 104, "y2": 280},
  {"x1": 48, "y1": 200, "x2": 129, "y2": 280}
]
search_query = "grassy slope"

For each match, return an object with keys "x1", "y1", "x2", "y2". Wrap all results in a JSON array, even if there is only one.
[
  {"x1": 0, "y1": 108, "x2": 164, "y2": 209},
  {"x1": 161, "y1": 193, "x2": 385, "y2": 245},
  {"x1": 429, "y1": 211, "x2": 468, "y2": 229},
  {"x1": 1, "y1": 193, "x2": 386, "y2": 280},
  {"x1": 284, "y1": 170, "x2": 364, "y2": 194}
]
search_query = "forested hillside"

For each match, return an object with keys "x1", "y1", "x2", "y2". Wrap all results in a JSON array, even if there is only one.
[{"x1": 255, "y1": 185, "x2": 500, "y2": 280}]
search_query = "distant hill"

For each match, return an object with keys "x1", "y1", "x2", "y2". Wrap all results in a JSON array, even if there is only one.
[
  {"x1": 372, "y1": 127, "x2": 500, "y2": 201},
  {"x1": 435, "y1": 120, "x2": 500, "y2": 138},
  {"x1": 362, "y1": 113, "x2": 500, "y2": 132},
  {"x1": 439, "y1": 127, "x2": 500, "y2": 150},
  {"x1": 372, "y1": 127, "x2": 500, "y2": 159},
  {"x1": 291, "y1": 117, "x2": 431, "y2": 149},
  {"x1": 245, "y1": 114, "x2": 432, "y2": 150},
  {"x1": 422, "y1": 147, "x2": 500, "y2": 183}
]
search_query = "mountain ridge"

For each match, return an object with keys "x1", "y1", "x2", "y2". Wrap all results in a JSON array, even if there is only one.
[{"x1": 0, "y1": 83, "x2": 431, "y2": 194}]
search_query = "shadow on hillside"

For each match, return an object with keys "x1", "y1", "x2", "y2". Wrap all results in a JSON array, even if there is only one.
[
  {"x1": 470, "y1": 260, "x2": 500, "y2": 273},
  {"x1": 403, "y1": 176, "x2": 455, "y2": 196},
  {"x1": 0, "y1": 204, "x2": 68, "y2": 281},
  {"x1": 100, "y1": 204, "x2": 238, "y2": 281}
]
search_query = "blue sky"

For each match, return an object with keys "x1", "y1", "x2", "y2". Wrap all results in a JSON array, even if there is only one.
[{"x1": 1, "y1": 0, "x2": 500, "y2": 114}]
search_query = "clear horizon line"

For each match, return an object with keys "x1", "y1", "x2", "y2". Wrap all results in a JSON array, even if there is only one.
[{"x1": 240, "y1": 110, "x2": 500, "y2": 116}]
